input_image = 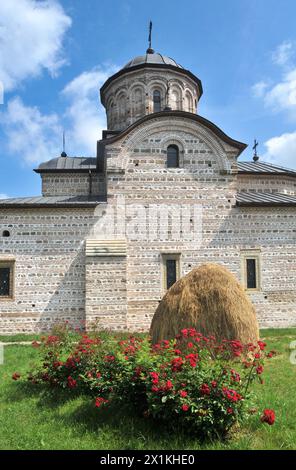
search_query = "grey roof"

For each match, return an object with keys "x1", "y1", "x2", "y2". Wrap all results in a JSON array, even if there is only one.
[
  {"x1": 236, "y1": 191, "x2": 296, "y2": 206},
  {"x1": 35, "y1": 156, "x2": 96, "y2": 173},
  {"x1": 238, "y1": 161, "x2": 296, "y2": 176},
  {"x1": 124, "y1": 52, "x2": 183, "y2": 69},
  {"x1": 0, "y1": 195, "x2": 106, "y2": 208}
]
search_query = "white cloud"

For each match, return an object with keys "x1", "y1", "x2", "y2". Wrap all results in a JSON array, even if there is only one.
[
  {"x1": 0, "y1": 0, "x2": 71, "y2": 91},
  {"x1": 0, "y1": 97, "x2": 62, "y2": 164},
  {"x1": 62, "y1": 65, "x2": 119, "y2": 155},
  {"x1": 0, "y1": 194, "x2": 8, "y2": 199},
  {"x1": 0, "y1": 64, "x2": 120, "y2": 164},
  {"x1": 264, "y1": 69, "x2": 296, "y2": 114},
  {"x1": 272, "y1": 41, "x2": 295, "y2": 67},
  {"x1": 251, "y1": 81, "x2": 269, "y2": 98},
  {"x1": 252, "y1": 41, "x2": 296, "y2": 120},
  {"x1": 264, "y1": 131, "x2": 296, "y2": 169}
]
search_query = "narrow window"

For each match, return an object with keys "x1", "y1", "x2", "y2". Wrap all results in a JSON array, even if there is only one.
[
  {"x1": 167, "y1": 145, "x2": 179, "y2": 168},
  {"x1": 153, "y1": 90, "x2": 161, "y2": 113},
  {"x1": 0, "y1": 262, "x2": 14, "y2": 299},
  {"x1": 162, "y1": 254, "x2": 180, "y2": 291},
  {"x1": 246, "y1": 259, "x2": 257, "y2": 289},
  {"x1": 241, "y1": 251, "x2": 261, "y2": 291},
  {"x1": 166, "y1": 259, "x2": 177, "y2": 289}
]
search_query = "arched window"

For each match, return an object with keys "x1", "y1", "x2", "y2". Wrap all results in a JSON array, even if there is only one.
[
  {"x1": 2, "y1": 230, "x2": 10, "y2": 237},
  {"x1": 185, "y1": 91, "x2": 193, "y2": 113},
  {"x1": 132, "y1": 88, "x2": 143, "y2": 117},
  {"x1": 153, "y1": 90, "x2": 161, "y2": 112},
  {"x1": 167, "y1": 145, "x2": 179, "y2": 168}
]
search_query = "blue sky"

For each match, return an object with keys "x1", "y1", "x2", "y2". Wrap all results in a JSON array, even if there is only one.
[{"x1": 1, "y1": 0, "x2": 296, "y2": 198}]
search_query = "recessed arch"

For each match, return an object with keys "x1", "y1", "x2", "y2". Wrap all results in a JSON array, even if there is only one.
[
  {"x1": 185, "y1": 90, "x2": 194, "y2": 113},
  {"x1": 111, "y1": 115, "x2": 236, "y2": 173},
  {"x1": 130, "y1": 86, "x2": 144, "y2": 119}
]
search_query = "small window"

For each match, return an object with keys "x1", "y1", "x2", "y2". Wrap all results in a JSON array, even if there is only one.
[
  {"x1": 0, "y1": 261, "x2": 14, "y2": 299},
  {"x1": 2, "y1": 230, "x2": 10, "y2": 237},
  {"x1": 246, "y1": 259, "x2": 257, "y2": 289},
  {"x1": 241, "y1": 251, "x2": 261, "y2": 291},
  {"x1": 162, "y1": 254, "x2": 180, "y2": 291},
  {"x1": 153, "y1": 90, "x2": 161, "y2": 113},
  {"x1": 167, "y1": 145, "x2": 179, "y2": 168}
]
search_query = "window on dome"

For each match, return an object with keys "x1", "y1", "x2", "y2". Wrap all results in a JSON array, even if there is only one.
[
  {"x1": 153, "y1": 90, "x2": 161, "y2": 113},
  {"x1": 167, "y1": 145, "x2": 179, "y2": 168}
]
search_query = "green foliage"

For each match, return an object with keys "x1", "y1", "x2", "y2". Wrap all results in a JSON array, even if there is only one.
[
  {"x1": 28, "y1": 326, "x2": 276, "y2": 440},
  {"x1": 1, "y1": 329, "x2": 296, "y2": 449}
]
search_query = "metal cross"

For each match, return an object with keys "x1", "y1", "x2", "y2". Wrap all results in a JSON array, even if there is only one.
[
  {"x1": 252, "y1": 139, "x2": 259, "y2": 156},
  {"x1": 252, "y1": 138, "x2": 259, "y2": 162},
  {"x1": 148, "y1": 21, "x2": 152, "y2": 50}
]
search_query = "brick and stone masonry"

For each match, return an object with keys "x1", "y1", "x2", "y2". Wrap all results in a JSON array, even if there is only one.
[{"x1": 0, "y1": 48, "x2": 295, "y2": 333}]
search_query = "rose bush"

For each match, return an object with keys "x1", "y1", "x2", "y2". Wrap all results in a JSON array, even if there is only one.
[{"x1": 28, "y1": 325, "x2": 276, "y2": 439}]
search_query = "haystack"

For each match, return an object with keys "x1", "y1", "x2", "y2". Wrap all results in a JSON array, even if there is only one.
[{"x1": 150, "y1": 263, "x2": 259, "y2": 344}]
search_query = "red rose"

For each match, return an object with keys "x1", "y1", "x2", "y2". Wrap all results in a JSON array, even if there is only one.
[
  {"x1": 67, "y1": 376, "x2": 77, "y2": 388},
  {"x1": 261, "y1": 409, "x2": 275, "y2": 425},
  {"x1": 150, "y1": 372, "x2": 159, "y2": 384},
  {"x1": 182, "y1": 404, "x2": 189, "y2": 411},
  {"x1": 12, "y1": 372, "x2": 21, "y2": 381},
  {"x1": 227, "y1": 407, "x2": 233, "y2": 414},
  {"x1": 222, "y1": 387, "x2": 242, "y2": 402},
  {"x1": 171, "y1": 357, "x2": 183, "y2": 372},
  {"x1": 257, "y1": 341, "x2": 267, "y2": 351},
  {"x1": 256, "y1": 365, "x2": 264, "y2": 375},
  {"x1": 95, "y1": 397, "x2": 108, "y2": 408},
  {"x1": 180, "y1": 390, "x2": 188, "y2": 398},
  {"x1": 165, "y1": 380, "x2": 173, "y2": 390},
  {"x1": 200, "y1": 383, "x2": 211, "y2": 396}
]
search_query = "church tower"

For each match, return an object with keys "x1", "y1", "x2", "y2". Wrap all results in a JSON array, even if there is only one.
[{"x1": 100, "y1": 44, "x2": 203, "y2": 131}]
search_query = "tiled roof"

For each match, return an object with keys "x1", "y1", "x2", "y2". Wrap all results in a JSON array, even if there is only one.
[
  {"x1": 237, "y1": 161, "x2": 296, "y2": 176},
  {"x1": 0, "y1": 195, "x2": 106, "y2": 208},
  {"x1": 236, "y1": 191, "x2": 296, "y2": 206}
]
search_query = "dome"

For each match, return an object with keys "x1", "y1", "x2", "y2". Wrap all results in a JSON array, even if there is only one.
[{"x1": 124, "y1": 51, "x2": 184, "y2": 70}]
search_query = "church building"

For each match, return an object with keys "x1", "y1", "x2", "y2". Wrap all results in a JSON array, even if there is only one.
[{"x1": 1, "y1": 42, "x2": 296, "y2": 333}]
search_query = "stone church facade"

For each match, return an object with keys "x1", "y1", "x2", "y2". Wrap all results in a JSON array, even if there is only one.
[{"x1": 1, "y1": 48, "x2": 296, "y2": 334}]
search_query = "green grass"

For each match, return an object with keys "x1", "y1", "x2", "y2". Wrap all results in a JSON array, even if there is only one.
[
  {"x1": 0, "y1": 328, "x2": 296, "y2": 450},
  {"x1": 0, "y1": 333, "x2": 41, "y2": 343}
]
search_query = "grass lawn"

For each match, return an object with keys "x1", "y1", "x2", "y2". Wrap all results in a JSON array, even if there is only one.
[{"x1": 0, "y1": 328, "x2": 296, "y2": 450}]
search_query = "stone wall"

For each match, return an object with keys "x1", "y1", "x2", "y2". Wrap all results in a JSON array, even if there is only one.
[
  {"x1": 237, "y1": 174, "x2": 296, "y2": 195},
  {"x1": 0, "y1": 207, "x2": 102, "y2": 333},
  {"x1": 41, "y1": 173, "x2": 105, "y2": 197},
  {"x1": 85, "y1": 255, "x2": 127, "y2": 330}
]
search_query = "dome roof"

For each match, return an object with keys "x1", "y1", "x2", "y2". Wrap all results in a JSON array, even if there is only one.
[{"x1": 124, "y1": 51, "x2": 184, "y2": 69}]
